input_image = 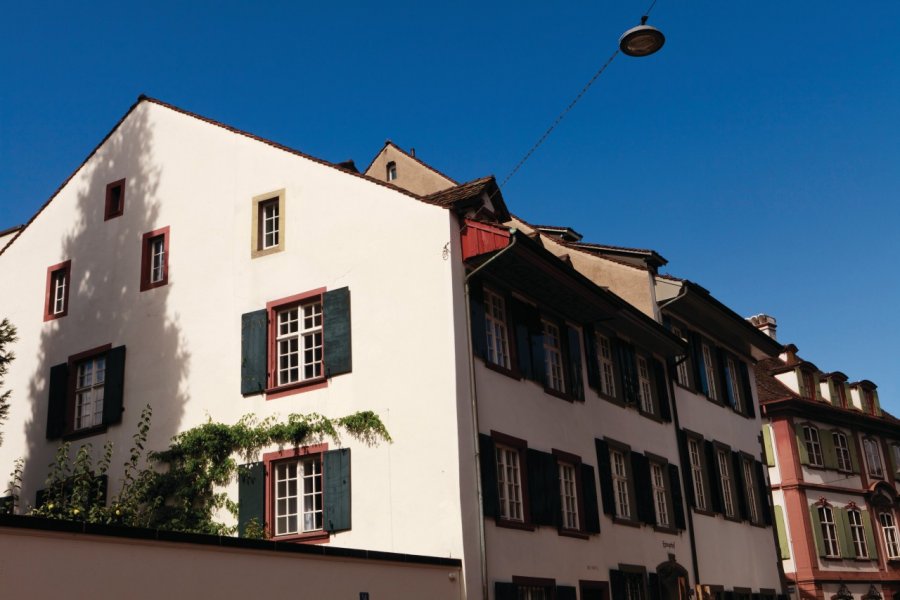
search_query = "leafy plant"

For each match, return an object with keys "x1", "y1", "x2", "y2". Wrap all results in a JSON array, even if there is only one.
[{"x1": 0, "y1": 318, "x2": 17, "y2": 446}]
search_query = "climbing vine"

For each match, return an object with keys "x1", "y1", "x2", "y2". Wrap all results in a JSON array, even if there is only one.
[{"x1": 10, "y1": 405, "x2": 390, "y2": 535}]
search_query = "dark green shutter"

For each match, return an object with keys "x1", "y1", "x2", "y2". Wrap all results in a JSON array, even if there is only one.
[
  {"x1": 510, "y1": 298, "x2": 535, "y2": 380},
  {"x1": 526, "y1": 305, "x2": 546, "y2": 386},
  {"x1": 595, "y1": 438, "x2": 616, "y2": 516},
  {"x1": 717, "y1": 348, "x2": 733, "y2": 407},
  {"x1": 527, "y1": 449, "x2": 560, "y2": 526},
  {"x1": 323, "y1": 287, "x2": 352, "y2": 378},
  {"x1": 755, "y1": 461, "x2": 772, "y2": 525},
  {"x1": 848, "y1": 433, "x2": 861, "y2": 473},
  {"x1": 705, "y1": 440, "x2": 723, "y2": 514},
  {"x1": 237, "y1": 461, "x2": 265, "y2": 537},
  {"x1": 677, "y1": 430, "x2": 696, "y2": 508},
  {"x1": 46, "y1": 362, "x2": 69, "y2": 439},
  {"x1": 610, "y1": 570, "x2": 625, "y2": 600},
  {"x1": 495, "y1": 582, "x2": 517, "y2": 600},
  {"x1": 240, "y1": 309, "x2": 268, "y2": 395},
  {"x1": 566, "y1": 325, "x2": 585, "y2": 401},
  {"x1": 739, "y1": 362, "x2": 756, "y2": 418},
  {"x1": 323, "y1": 448, "x2": 351, "y2": 532},
  {"x1": 581, "y1": 463, "x2": 601, "y2": 533},
  {"x1": 557, "y1": 586, "x2": 577, "y2": 600},
  {"x1": 809, "y1": 504, "x2": 826, "y2": 557},
  {"x1": 632, "y1": 452, "x2": 655, "y2": 524},
  {"x1": 669, "y1": 464, "x2": 686, "y2": 530},
  {"x1": 648, "y1": 573, "x2": 660, "y2": 600},
  {"x1": 689, "y1": 332, "x2": 707, "y2": 395},
  {"x1": 103, "y1": 346, "x2": 126, "y2": 426},
  {"x1": 774, "y1": 506, "x2": 790, "y2": 559},
  {"x1": 731, "y1": 451, "x2": 748, "y2": 521},
  {"x1": 469, "y1": 278, "x2": 487, "y2": 360},
  {"x1": 617, "y1": 342, "x2": 638, "y2": 406},
  {"x1": 654, "y1": 359, "x2": 672, "y2": 422},
  {"x1": 584, "y1": 324, "x2": 600, "y2": 391},
  {"x1": 479, "y1": 434, "x2": 500, "y2": 518}
]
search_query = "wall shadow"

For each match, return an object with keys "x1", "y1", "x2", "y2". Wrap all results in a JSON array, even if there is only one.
[{"x1": 21, "y1": 103, "x2": 190, "y2": 505}]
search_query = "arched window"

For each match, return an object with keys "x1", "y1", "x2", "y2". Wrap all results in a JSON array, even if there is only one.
[
  {"x1": 818, "y1": 505, "x2": 840, "y2": 557},
  {"x1": 386, "y1": 161, "x2": 397, "y2": 181},
  {"x1": 863, "y1": 437, "x2": 884, "y2": 478},
  {"x1": 847, "y1": 508, "x2": 869, "y2": 558},
  {"x1": 803, "y1": 426, "x2": 823, "y2": 466}
]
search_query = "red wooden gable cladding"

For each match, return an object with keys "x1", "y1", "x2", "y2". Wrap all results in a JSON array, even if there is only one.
[{"x1": 461, "y1": 220, "x2": 510, "y2": 260}]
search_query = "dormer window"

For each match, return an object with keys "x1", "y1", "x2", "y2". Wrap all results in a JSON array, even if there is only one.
[{"x1": 386, "y1": 161, "x2": 397, "y2": 182}]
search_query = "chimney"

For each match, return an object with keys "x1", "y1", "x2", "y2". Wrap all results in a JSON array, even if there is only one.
[
  {"x1": 749, "y1": 314, "x2": 777, "y2": 340},
  {"x1": 410, "y1": 147, "x2": 416, "y2": 157}
]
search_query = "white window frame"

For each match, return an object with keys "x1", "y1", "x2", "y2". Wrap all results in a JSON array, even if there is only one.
[
  {"x1": 496, "y1": 444, "x2": 524, "y2": 522},
  {"x1": 651, "y1": 462, "x2": 669, "y2": 527},
  {"x1": 74, "y1": 355, "x2": 106, "y2": 430},
  {"x1": 742, "y1": 458, "x2": 760, "y2": 524},
  {"x1": 611, "y1": 450, "x2": 631, "y2": 519},
  {"x1": 880, "y1": 512, "x2": 900, "y2": 559},
  {"x1": 273, "y1": 455, "x2": 323, "y2": 536},
  {"x1": 833, "y1": 432, "x2": 853, "y2": 472},
  {"x1": 386, "y1": 161, "x2": 397, "y2": 181},
  {"x1": 863, "y1": 437, "x2": 884, "y2": 479},
  {"x1": 558, "y1": 462, "x2": 580, "y2": 531},
  {"x1": 671, "y1": 326, "x2": 690, "y2": 387},
  {"x1": 726, "y1": 357, "x2": 742, "y2": 413},
  {"x1": 717, "y1": 449, "x2": 735, "y2": 518},
  {"x1": 484, "y1": 289, "x2": 511, "y2": 369},
  {"x1": 542, "y1": 319, "x2": 565, "y2": 392},
  {"x1": 149, "y1": 235, "x2": 166, "y2": 284},
  {"x1": 701, "y1": 344, "x2": 718, "y2": 400},
  {"x1": 51, "y1": 269, "x2": 67, "y2": 315},
  {"x1": 636, "y1": 356, "x2": 654, "y2": 415},
  {"x1": 804, "y1": 426, "x2": 824, "y2": 467},
  {"x1": 260, "y1": 198, "x2": 280, "y2": 250},
  {"x1": 819, "y1": 505, "x2": 841, "y2": 557},
  {"x1": 688, "y1": 438, "x2": 707, "y2": 511},
  {"x1": 275, "y1": 301, "x2": 323, "y2": 386},
  {"x1": 848, "y1": 508, "x2": 869, "y2": 558},
  {"x1": 596, "y1": 333, "x2": 616, "y2": 397}
]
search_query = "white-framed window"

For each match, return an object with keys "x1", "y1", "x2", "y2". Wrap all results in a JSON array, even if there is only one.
[
  {"x1": 717, "y1": 449, "x2": 735, "y2": 517},
  {"x1": 688, "y1": 438, "x2": 707, "y2": 510},
  {"x1": 848, "y1": 509, "x2": 869, "y2": 558},
  {"x1": 623, "y1": 572, "x2": 646, "y2": 600},
  {"x1": 74, "y1": 356, "x2": 105, "y2": 430},
  {"x1": 596, "y1": 333, "x2": 616, "y2": 397},
  {"x1": 273, "y1": 455, "x2": 323, "y2": 535},
  {"x1": 671, "y1": 326, "x2": 690, "y2": 387},
  {"x1": 863, "y1": 437, "x2": 884, "y2": 478},
  {"x1": 611, "y1": 450, "x2": 631, "y2": 519},
  {"x1": 386, "y1": 161, "x2": 397, "y2": 181},
  {"x1": 51, "y1": 269, "x2": 67, "y2": 315},
  {"x1": 804, "y1": 426, "x2": 824, "y2": 467},
  {"x1": 484, "y1": 289, "x2": 511, "y2": 369},
  {"x1": 701, "y1": 344, "x2": 718, "y2": 400},
  {"x1": 636, "y1": 356, "x2": 654, "y2": 415},
  {"x1": 260, "y1": 198, "x2": 280, "y2": 250},
  {"x1": 496, "y1": 444, "x2": 523, "y2": 522},
  {"x1": 276, "y1": 301, "x2": 323, "y2": 386},
  {"x1": 892, "y1": 444, "x2": 900, "y2": 477},
  {"x1": 559, "y1": 462, "x2": 579, "y2": 530},
  {"x1": 149, "y1": 235, "x2": 166, "y2": 284},
  {"x1": 819, "y1": 505, "x2": 840, "y2": 557},
  {"x1": 726, "y1": 357, "x2": 742, "y2": 413},
  {"x1": 742, "y1": 459, "x2": 760, "y2": 523},
  {"x1": 651, "y1": 462, "x2": 669, "y2": 527},
  {"x1": 542, "y1": 320, "x2": 565, "y2": 392},
  {"x1": 880, "y1": 512, "x2": 900, "y2": 559},
  {"x1": 833, "y1": 432, "x2": 853, "y2": 472}
]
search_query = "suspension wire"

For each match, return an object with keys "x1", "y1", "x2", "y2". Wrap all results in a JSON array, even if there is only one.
[{"x1": 498, "y1": 0, "x2": 661, "y2": 189}]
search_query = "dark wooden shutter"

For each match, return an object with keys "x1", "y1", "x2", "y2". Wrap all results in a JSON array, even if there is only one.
[
  {"x1": 103, "y1": 345, "x2": 126, "y2": 426},
  {"x1": 479, "y1": 434, "x2": 500, "y2": 518},
  {"x1": 669, "y1": 463, "x2": 686, "y2": 530},
  {"x1": 557, "y1": 586, "x2": 577, "y2": 600},
  {"x1": 495, "y1": 582, "x2": 517, "y2": 600},
  {"x1": 676, "y1": 430, "x2": 696, "y2": 508},
  {"x1": 595, "y1": 438, "x2": 616, "y2": 516},
  {"x1": 566, "y1": 325, "x2": 585, "y2": 401},
  {"x1": 527, "y1": 449, "x2": 560, "y2": 526},
  {"x1": 526, "y1": 305, "x2": 546, "y2": 386},
  {"x1": 739, "y1": 361, "x2": 756, "y2": 417},
  {"x1": 46, "y1": 362, "x2": 69, "y2": 439},
  {"x1": 323, "y1": 448, "x2": 351, "y2": 532},
  {"x1": 717, "y1": 348, "x2": 733, "y2": 407},
  {"x1": 632, "y1": 452, "x2": 656, "y2": 525},
  {"x1": 731, "y1": 451, "x2": 749, "y2": 521},
  {"x1": 510, "y1": 298, "x2": 535, "y2": 380},
  {"x1": 609, "y1": 570, "x2": 625, "y2": 600},
  {"x1": 617, "y1": 342, "x2": 638, "y2": 406},
  {"x1": 584, "y1": 324, "x2": 600, "y2": 391},
  {"x1": 323, "y1": 287, "x2": 352, "y2": 378},
  {"x1": 237, "y1": 461, "x2": 265, "y2": 537},
  {"x1": 581, "y1": 463, "x2": 601, "y2": 533},
  {"x1": 689, "y1": 332, "x2": 707, "y2": 395},
  {"x1": 469, "y1": 279, "x2": 487, "y2": 360},
  {"x1": 648, "y1": 572, "x2": 660, "y2": 600},
  {"x1": 705, "y1": 440, "x2": 723, "y2": 514},
  {"x1": 240, "y1": 309, "x2": 268, "y2": 395},
  {"x1": 756, "y1": 461, "x2": 772, "y2": 525},
  {"x1": 654, "y1": 359, "x2": 672, "y2": 422}
]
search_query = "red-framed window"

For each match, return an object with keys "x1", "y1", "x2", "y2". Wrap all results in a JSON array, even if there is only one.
[
  {"x1": 263, "y1": 444, "x2": 330, "y2": 543},
  {"x1": 104, "y1": 179, "x2": 126, "y2": 221},
  {"x1": 43, "y1": 260, "x2": 71, "y2": 322},
  {"x1": 140, "y1": 226, "x2": 169, "y2": 291},
  {"x1": 265, "y1": 288, "x2": 327, "y2": 398}
]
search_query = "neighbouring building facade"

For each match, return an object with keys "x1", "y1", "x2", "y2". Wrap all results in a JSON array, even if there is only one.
[
  {"x1": 755, "y1": 321, "x2": 900, "y2": 600},
  {"x1": 0, "y1": 96, "x2": 788, "y2": 599}
]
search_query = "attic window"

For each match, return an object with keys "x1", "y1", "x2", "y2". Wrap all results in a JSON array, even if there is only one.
[
  {"x1": 104, "y1": 179, "x2": 125, "y2": 221},
  {"x1": 386, "y1": 162, "x2": 397, "y2": 182}
]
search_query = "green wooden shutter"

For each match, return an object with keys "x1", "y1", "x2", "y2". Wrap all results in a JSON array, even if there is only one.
[
  {"x1": 510, "y1": 298, "x2": 535, "y2": 380},
  {"x1": 469, "y1": 279, "x2": 487, "y2": 360},
  {"x1": 584, "y1": 324, "x2": 600, "y2": 391},
  {"x1": 495, "y1": 582, "x2": 517, "y2": 600},
  {"x1": 527, "y1": 448, "x2": 560, "y2": 526},
  {"x1": 739, "y1": 361, "x2": 756, "y2": 418},
  {"x1": 323, "y1": 448, "x2": 351, "y2": 532},
  {"x1": 237, "y1": 461, "x2": 265, "y2": 537},
  {"x1": 705, "y1": 441, "x2": 723, "y2": 514},
  {"x1": 595, "y1": 439, "x2": 616, "y2": 516},
  {"x1": 565, "y1": 325, "x2": 585, "y2": 401},
  {"x1": 631, "y1": 452, "x2": 655, "y2": 525},
  {"x1": 668, "y1": 463, "x2": 686, "y2": 530},
  {"x1": 809, "y1": 504, "x2": 826, "y2": 557},
  {"x1": 240, "y1": 309, "x2": 268, "y2": 395},
  {"x1": 836, "y1": 508, "x2": 854, "y2": 558},
  {"x1": 103, "y1": 345, "x2": 126, "y2": 426},
  {"x1": 527, "y1": 305, "x2": 546, "y2": 386},
  {"x1": 731, "y1": 452, "x2": 748, "y2": 521},
  {"x1": 479, "y1": 434, "x2": 499, "y2": 518},
  {"x1": 654, "y1": 359, "x2": 672, "y2": 422},
  {"x1": 848, "y1": 433, "x2": 861, "y2": 473},
  {"x1": 581, "y1": 463, "x2": 601, "y2": 533},
  {"x1": 46, "y1": 362, "x2": 69, "y2": 439},
  {"x1": 822, "y1": 430, "x2": 838, "y2": 470},
  {"x1": 795, "y1": 423, "x2": 810, "y2": 465},
  {"x1": 618, "y1": 342, "x2": 638, "y2": 406},
  {"x1": 862, "y1": 510, "x2": 879, "y2": 559},
  {"x1": 762, "y1": 425, "x2": 775, "y2": 467},
  {"x1": 774, "y1": 506, "x2": 790, "y2": 559},
  {"x1": 557, "y1": 586, "x2": 577, "y2": 600},
  {"x1": 323, "y1": 287, "x2": 352, "y2": 378}
]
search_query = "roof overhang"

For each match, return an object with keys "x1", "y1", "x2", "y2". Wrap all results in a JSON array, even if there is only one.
[{"x1": 763, "y1": 397, "x2": 900, "y2": 436}]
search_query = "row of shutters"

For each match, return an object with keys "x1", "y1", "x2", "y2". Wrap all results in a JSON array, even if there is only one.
[
  {"x1": 792, "y1": 423, "x2": 862, "y2": 472},
  {"x1": 808, "y1": 504, "x2": 879, "y2": 560}
]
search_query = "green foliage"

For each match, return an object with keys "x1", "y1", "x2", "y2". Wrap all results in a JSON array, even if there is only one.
[
  {"x1": 18, "y1": 405, "x2": 390, "y2": 536},
  {"x1": 0, "y1": 318, "x2": 17, "y2": 446}
]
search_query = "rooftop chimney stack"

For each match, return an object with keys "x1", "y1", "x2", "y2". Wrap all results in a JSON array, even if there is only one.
[{"x1": 749, "y1": 314, "x2": 777, "y2": 340}]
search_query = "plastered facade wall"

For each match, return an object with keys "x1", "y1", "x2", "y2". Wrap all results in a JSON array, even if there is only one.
[
  {"x1": 364, "y1": 144, "x2": 455, "y2": 196},
  {"x1": 0, "y1": 102, "x2": 471, "y2": 565}
]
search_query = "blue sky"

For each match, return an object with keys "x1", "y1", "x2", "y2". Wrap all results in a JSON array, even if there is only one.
[{"x1": 2, "y1": 2, "x2": 898, "y2": 410}]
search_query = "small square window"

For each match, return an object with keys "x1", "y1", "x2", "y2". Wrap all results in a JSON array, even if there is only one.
[
  {"x1": 251, "y1": 190, "x2": 285, "y2": 258},
  {"x1": 104, "y1": 179, "x2": 126, "y2": 220},
  {"x1": 140, "y1": 227, "x2": 169, "y2": 291},
  {"x1": 44, "y1": 260, "x2": 71, "y2": 321}
]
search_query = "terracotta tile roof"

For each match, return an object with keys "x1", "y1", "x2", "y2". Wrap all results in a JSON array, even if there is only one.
[
  {"x1": 755, "y1": 357, "x2": 798, "y2": 404},
  {"x1": 423, "y1": 175, "x2": 495, "y2": 208}
]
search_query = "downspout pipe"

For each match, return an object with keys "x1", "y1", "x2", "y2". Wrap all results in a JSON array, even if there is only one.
[{"x1": 463, "y1": 227, "x2": 518, "y2": 600}]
